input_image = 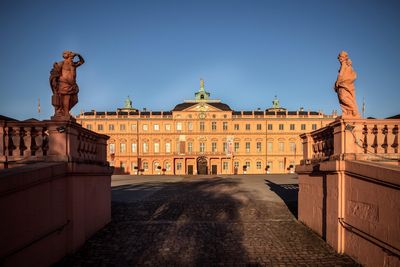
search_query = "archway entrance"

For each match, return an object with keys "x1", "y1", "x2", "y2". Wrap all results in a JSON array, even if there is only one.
[{"x1": 197, "y1": 156, "x2": 208, "y2": 175}]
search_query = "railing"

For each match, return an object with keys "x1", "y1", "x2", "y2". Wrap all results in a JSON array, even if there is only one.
[
  {"x1": 300, "y1": 118, "x2": 399, "y2": 164},
  {"x1": 0, "y1": 118, "x2": 109, "y2": 168}
]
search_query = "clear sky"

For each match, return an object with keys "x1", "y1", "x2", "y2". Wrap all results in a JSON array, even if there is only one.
[{"x1": 0, "y1": 0, "x2": 399, "y2": 120}]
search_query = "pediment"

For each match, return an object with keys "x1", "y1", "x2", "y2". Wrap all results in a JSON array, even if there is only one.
[{"x1": 183, "y1": 103, "x2": 223, "y2": 112}]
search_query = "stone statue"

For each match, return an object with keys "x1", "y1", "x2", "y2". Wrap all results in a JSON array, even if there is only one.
[
  {"x1": 334, "y1": 51, "x2": 359, "y2": 118},
  {"x1": 50, "y1": 50, "x2": 85, "y2": 119}
]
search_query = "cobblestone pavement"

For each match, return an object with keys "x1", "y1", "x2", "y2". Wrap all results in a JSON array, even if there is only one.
[{"x1": 57, "y1": 175, "x2": 359, "y2": 266}]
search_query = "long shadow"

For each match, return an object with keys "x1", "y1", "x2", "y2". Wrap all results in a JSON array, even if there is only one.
[
  {"x1": 56, "y1": 178, "x2": 252, "y2": 266},
  {"x1": 265, "y1": 179, "x2": 299, "y2": 218}
]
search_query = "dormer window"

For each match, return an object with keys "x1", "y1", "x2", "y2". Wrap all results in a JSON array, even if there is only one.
[{"x1": 200, "y1": 95, "x2": 204, "y2": 99}]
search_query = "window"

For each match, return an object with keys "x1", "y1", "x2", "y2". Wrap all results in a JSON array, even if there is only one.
[
  {"x1": 267, "y1": 142, "x2": 273, "y2": 153},
  {"x1": 176, "y1": 122, "x2": 182, "y2": 131},
  {"x1": 212, "y1": 142, "x2": 217, "y2": 152},
  {"x1": 154, "y1": 162, "x2": 160, "y2": 171},
  {"x1": 245, "y1": 124, "x2": 250, "y2": 130},
  {"x1": 142, "y1": 124, "x2": 148, "y2": 131},
  {"x1": 279, "y1": 124, "x2": 284, "y2": 130},
  {"x1": 257, "y1": 124, "x2": 262, "y2": 130},
  {"x1": 143, "y1": 142, "x2": 148, "y2": 153},
  {"x1": 154, "y1": 142, "x2": 160, "y2": 153},
  {"x1": 223, "y1": 142, "x2": 227, "y2": 153},
  {"x1": 165, "y1": 162, "x2": 171, "y2": 171},
  {"x1": 267, "y1": 124, "x2": 273, "y2": 130},
  {"x1": 200, "y1": 122, "x2": 205, "y2": 131},
  {"x1": 267, "y1": 161, "x2": 273, "y2": 170},
  {"x1": 109, "y1": 143, "x2": 115, "y2": 154},
  {"x1": 290, "y1": 124, "x2": 295, "y2": 130},
  {"x1": 120, "y1": 124, "x2": 126, "y2": 131},
  {"x1": 289, "y1": 142, "x2": 296, "y2": 153},
  {"x1": 131, "y1": 124, "x2": 136, "y2": 131},
  {"x1": 234, "y1": 142, "x2": 239, "y2": 152},
  {"x1": 245, "y1": 142, "x2": 250, "y2": 153},
  {"x1": 212, "y1": 122, "x2": 217, "y2": 131},
  {"x1": 177, "y1": 162, "x2": 182, "y2": 170},
  {"x1": 234, "y1": 161, "x2": 239, "y2": 169},
  {"x1": 245, "y1": 161, "x2": 251, "y2": 169},
  {"x1": 301, "y1": 124, "x2": 306, "y2": 130},
  {"x1": 200, "y1": 142, "x2": 205, "y2": 153},
  {"x1": 131, "y1": 143, "x2": 137, "y2": 153},
  {"x1": 312, "y1": 124, "x2": 317, "y2": 130},
  {"x1": 279, "y1": 160, "x2": 284, "y2": 170},
  {"x1": 165, "y1": 142, "x2": 171, "y2": 153},
  {"x1": 256, "y1": 161, "x2": 262, "y2": 169},
  {"x1": 98, "y1": 124, "x2": 103, "y2": 131},
  {"x1": 279, "y1": 142, "x2": 285, "y2": 152},
  {"x1": 256, "y1": 142, "x2": 262, "y2": 152},
  {"x1": 234, "y1": 124, "x2": 239, "y2": 130},
  {"x1": 109, "y1": 124, "x2": 114, "y2": 131},
  {"x1": 143, "y1": 162, "x2": 148, "y2": 170},
  {"x1": 131, "y1": 162, "x2": 137, "y2": 172},
  {"x1": 86, "y1": 124, "x2": 92, "y2": 130},
  {"x1": 153, "y1": 124, "x2": 159, "y2": 131},
  {"x1": 188, "y1": 142, "x2": 193, "y2": 152},
  {"x1": 120, "y1": 161, "x2": 125, "y2": 171},
  {"x1": 223, "y1": 122, "x2": 228, "y2": 131},
  {"x1": 188, "y1": 122, "x2": 193, "y2": 131},
  {"x1": 165, "y1": 124, "x2": 171, "y2": 131},
  {"x1": 120, "y1": 143, "x2": 126, "y2": 153},
  {"x1": 223, "y1": 162, "x2": 229, "y2": 170}
]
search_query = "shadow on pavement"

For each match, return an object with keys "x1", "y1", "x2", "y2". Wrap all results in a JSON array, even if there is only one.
[
  {"x1": 56, "y1": 178, "x2": 252, "y2": 266},
  {"x1": 265, "y1": 179, "x2": 299, "y2": 218}
]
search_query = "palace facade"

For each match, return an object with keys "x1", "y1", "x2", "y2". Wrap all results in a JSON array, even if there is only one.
[{"x1": 76, "y1": 80, "x2": 336, "y2": 175}]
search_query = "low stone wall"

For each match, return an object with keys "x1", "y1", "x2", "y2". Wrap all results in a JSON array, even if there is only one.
[{"x1": 0, "y1": 161, "x2": 111, "y2": 266}]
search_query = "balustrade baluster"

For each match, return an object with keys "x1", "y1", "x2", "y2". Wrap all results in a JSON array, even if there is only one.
[
  {"x1": 381, "y1": 125, "x2": 388, "y2": 153},
  {"x1": 371, "y1": 125, "x2": 378, "y2": 153},
  {"x1": 11, "y1": 127, "x2": 23, "y2": 157},
  {"x1": 362, "y1": 125, "x2": 368, "y2": 154},
  {"x1": 392, "y1": 125, "x2": 399, "y2": 153}
]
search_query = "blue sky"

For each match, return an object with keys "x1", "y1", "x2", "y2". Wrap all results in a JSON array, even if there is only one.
[{"x1": 0, "y1": 0, "x2": 399, "y2": 120}]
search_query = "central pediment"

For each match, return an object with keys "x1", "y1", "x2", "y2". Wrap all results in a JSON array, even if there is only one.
[{"x1": 172, "y1": 102, "x2": 232, "y2": 112}]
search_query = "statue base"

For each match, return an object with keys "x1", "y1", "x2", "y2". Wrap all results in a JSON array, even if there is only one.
[{"x1": 51, "y1": 114, "x2": 76, "y2": 122}]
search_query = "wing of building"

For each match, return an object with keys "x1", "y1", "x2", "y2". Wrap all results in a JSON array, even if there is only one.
[{"x1": 76, "y1": 80, "x2": 336, "y2": 175}]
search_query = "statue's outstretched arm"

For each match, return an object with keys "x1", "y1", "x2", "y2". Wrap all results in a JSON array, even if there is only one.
[{"x1": 74, "y1": 54, "x2": 85, "y2": 67}]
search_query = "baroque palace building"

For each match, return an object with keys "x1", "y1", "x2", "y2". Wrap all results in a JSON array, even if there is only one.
[{"x1": 76, "y1": 80, "x2": 336, "y2": 175}]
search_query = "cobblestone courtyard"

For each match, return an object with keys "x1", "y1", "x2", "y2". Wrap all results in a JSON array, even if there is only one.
[{"x1": 57, "y1": 175, "x2": 358, "y2": 266}]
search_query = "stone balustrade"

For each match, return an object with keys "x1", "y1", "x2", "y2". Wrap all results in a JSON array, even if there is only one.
[
  {"x1": 300, "y1": 118, "x2": 399, "y2": 164},
  {"x1": 0, "y1": 118, "x2": 109, "y2": 168}
]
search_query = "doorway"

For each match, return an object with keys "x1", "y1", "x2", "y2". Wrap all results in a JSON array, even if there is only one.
[
  {"x1": 187, "y1": 165, "x2": 193, "y2": 175},
  {"x1": 197, "y1": 156, "x2": 208, "y2": 175}
]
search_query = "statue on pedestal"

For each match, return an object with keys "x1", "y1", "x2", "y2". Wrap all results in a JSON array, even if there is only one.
[
  {"x1": 334, "y1": 51, "x2": 360, "y2": 118},
  {"x1": 50, "y1": 50, "x2": 85, "y2": 120}
]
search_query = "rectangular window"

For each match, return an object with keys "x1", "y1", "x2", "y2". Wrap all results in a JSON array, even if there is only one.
[
  {"x1": 223, "y1": 142, "x2": 227, "y2": 153},
  {"x1": 301, "y1": 124, "x2": 306, "y2": 131},
  {"x1": 176, "y1": 122, "x2": 182, "y2": 131},
  {"x1": 120, "y1": 124, "x2": 126, "y2": 131},
  {"x1": 165, "y1": 162, "x2": 171, "y2": 171},
  {"x1": 165, "y1": 142, "x2": 171, "y2": 153},
  {"x1": 312, "y1": 124, "x2": 317, "y2": 130},
  {"x1": 245, "y1": 124, "x2": 250, "y2": 130},
  {"x1": 188, "y1": 142, "x2": 193, "y2": 152},
  {"x1": 109, "y1": 143, "x2": 115, "y2": 154},
  {"x1": 143, "y1": 143, "x2": 148, "y2": 153},
  {"x1": 165, "y1": 124, "x2": 171, "y2": 131},
  {"x1": 154, "y1": 143, "x2": 160, "y2": 153},
  {"x1": 143, "y1": 162, "x2": 148, "y2": 170},
  {"x1": 234, "y1": 124, "x2": 239, "y2": 130},
  {"x1": 279, "y1": 124, "x2": 284, "y2": 130},
  {"x1": 109, "y1": 124, "x2": 114, "y2": 131},
  {"x1": 267, "y1": 142, "x2": 273, "y2": 153},
  {"x1": 153, "y1": 124, "x2": 159, "y2": 131},
  {"x1": 223, "y1": 161, "x2": 229, "y2": 170},
  {"x1": 211, "y1": 122, "x2": 217, "y2": 131},
  {"x1": 234, "y1": 142, "x2": 239, "y2": 152},
  {"x1": 177, "y1": 162, "x2": 182, "y2": 170},
  {"x1": 267, "y1": 124, "x2": 273, "y2": 130},
  {"x1": 131, "y1": 162, "x2": 137, "y2": 173},
  {"x1": 188, "y1": 122, "x2": 193, "y2": 131},
  {"x1": 234, "y1": 161, "x2": 239, "y2": 169},
  {"x1": 120, "y1": 143, "x2": 126, "y2": 153},
  {"x1": 86, "y1": 124, "x2": 92, "y2": 130},
  {"x1": 289, "y1": 142, "x2": 296, "y2": 153},
  {"x1": 200, "y1": 142, "x2": 205, "y2": 153},
  {"x1": 97, "y1": 124, "x2": 103, "y2": 131},
  {"x1": 267, "y1": 161, "x2": 273, "y2": 170},
  {"x1": 279, "y1": 142, "x2": 284, "y2": 152},
  {"x1": 245, "y1": 142, "x2": 250, "y2": 153},
  {"x1": 245, "y1": 161, "x2": 250, "y2": 169},
  {"x1": 131, "y1": 124, "x2": 136, "y2": 131},
  {"x1": 290, "y1": 124, "x2": 295, "y2": 130},
  {"x1": 256, "y1": 161, "x2": 262, "y2": 169},
  {"x1": 223, "y1": 122, "x2": 228, "y2": 131},
  {"x1": 200, "y1": 122, "x2": 205, "y2": 131},
  {"x1": 256, "y1": 142, "x2": 262, "y2": 152},
  {"x1": 257, "y1": 124, "x2": 262, "y2": 130},
  {"x1": 212, "y1": 142, "x2": 217, "y2": 152},
  {"x1": 131, "y1": 143, "x2": 137, "y2": 153},
  {"x1": 142, "y1": 124, "x2": 148, "y2": 131}
]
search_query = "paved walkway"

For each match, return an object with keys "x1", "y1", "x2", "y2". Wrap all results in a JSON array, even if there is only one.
[{"x1": 57, "y1": 175, "x2": 358, "y2": 266}]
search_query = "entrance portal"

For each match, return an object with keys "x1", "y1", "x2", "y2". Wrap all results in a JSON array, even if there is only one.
[{"x1": 197, "y1": 156, "x2": 208, "y2": 175}]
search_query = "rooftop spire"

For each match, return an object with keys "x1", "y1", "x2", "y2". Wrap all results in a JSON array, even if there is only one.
[{"x1": 200, "y1": 78, "x2": 205, "y2": 91}]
